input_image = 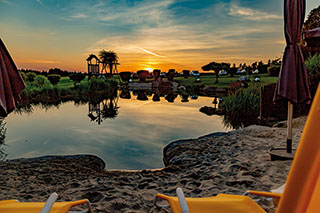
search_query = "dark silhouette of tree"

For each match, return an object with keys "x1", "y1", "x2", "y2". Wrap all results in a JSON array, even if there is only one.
[
  {"x1": 48, "y1": 68, "x2": 70, "y2": 77},
  {"x1": 201, "y1": 62, "x2": 230, "y2": 83},
  {"x1": 304, "y1": 5, "x2": 320, "y2": 31},
  {"x1": 47, "y1": 74, "x2": 61, "y2": 86},
  {"x1": 70, "y1": 73, "x2": 85, "y2": 86},
  {"x1": 101, "y1": 97, "x2": 119, "y2": 119},
  {"x1": 99, "y1": 50, "x2": 119, "y2": 75},
  {"x1": 229, "y1": 63, "x2": 237, "y2": 77},
  {"x1": 302, "y1": 5, "x2": 320, "y2": 56}
]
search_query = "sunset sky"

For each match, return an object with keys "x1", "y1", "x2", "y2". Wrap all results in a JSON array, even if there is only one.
[{"x1": 0, "y1": 0, "x2": 319, "y2": 72}]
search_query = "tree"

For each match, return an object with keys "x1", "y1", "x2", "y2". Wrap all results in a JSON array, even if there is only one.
[
  {"x1": 201, "y1": 62, "x2": 230, "y2": 83},
  {"x1": 229, "y1": 64, "x2": 237, "y2": 77},
  {"x1": 47, "y1": 74, "x2": 61, "y2": 86},
  {"x1": 304, "y1": 5, "x2": 320, "y2": 32},
  {"x1": 34, "y1": 75, "x2": 47, "y2": 88},
  {"x1": 99, "y1": 50, "x2": 119, "y2": 75},
  {"x1": 26, "y1": 72, "x2": 36, "y2": 82},
  {"x1": 69, "y1": 73, "x2": 85, "y2": 86},
  {"x1": 302, "y1": 5, "x2": 320, "y2": 56}
]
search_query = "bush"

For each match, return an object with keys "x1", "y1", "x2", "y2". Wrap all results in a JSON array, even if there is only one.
[
  {"x1": 47, "y1": 74, "x2": 61, "y2": 86},
  {"x1": 88, "y1": 78, "x2": 108, "y2": 91},
  {"x1": 26, "y1": 72, "x2": 36, "y2": 82},
  {"x1": 306, "y1": 54, "x2": 320, "y2": 95},
  {"x1": 20, "y1": 72, "x2": 27, "y2": 82},
  {"x1": 267, "y1": 65, "x2": 281, "y2": 76},
  {"x1": 58, "y1": 87, "x2": 72, "y2": 97},
  {"x1": 220, "y1": 84, "x2": 261, "y2": 129},
  {"x1": 33, "y1": 75, "x2": 49, "y2": 88},
  {"x1": 69, "y1": 73, "x2": 86, "y2": 85}
]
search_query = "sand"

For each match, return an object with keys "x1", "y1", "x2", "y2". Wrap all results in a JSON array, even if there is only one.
[{"x1": 0, "y1": 117, "x2": 306, "y2": 212}]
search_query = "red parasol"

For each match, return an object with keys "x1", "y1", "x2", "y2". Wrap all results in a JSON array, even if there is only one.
[
  {"x1": 0, "y1": 38, "x2": 25, "y2": 117},
  {"x1": 273, "y1": 0, "x2": 311, "y2": 153}
]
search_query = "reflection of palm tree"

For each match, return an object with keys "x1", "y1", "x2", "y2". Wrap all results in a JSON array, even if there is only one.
[
  {"x1": 99, "y1": 50, "x2": 119, "y2": 75},
  {"x1": 101, "y1": 97, "x2": 119, "y2": 119}
]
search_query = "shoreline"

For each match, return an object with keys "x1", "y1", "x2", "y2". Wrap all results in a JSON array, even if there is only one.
[{"x1": 0, "y1": 116, "x2": 306, "y2": 212}]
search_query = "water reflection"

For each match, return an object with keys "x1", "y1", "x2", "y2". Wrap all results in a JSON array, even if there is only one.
[
  {"x1": 88, "y1": 95, "x2": 119, "y2": 125},
  {"x1": 6, "y1": 91, "x2": 231, "y2": 169},
  {"x1": 120, "y1": 86, "x2": 183, "y2": 104}
]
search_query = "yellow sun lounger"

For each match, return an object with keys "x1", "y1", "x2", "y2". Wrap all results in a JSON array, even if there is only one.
[
  {"x1": 155, "y1": 190, "x2": 266, "y2": 213},
  {"x1": 0, "y1": 193, "x2": 91, "y2": 213},
  {"x1": 155, "y1": 83, "x2": 320, "y2": 213}
]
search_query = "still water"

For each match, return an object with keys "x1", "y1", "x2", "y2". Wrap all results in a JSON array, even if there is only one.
[{"x1": 3, "y1": 94, "x2": 230, "y2": 170}]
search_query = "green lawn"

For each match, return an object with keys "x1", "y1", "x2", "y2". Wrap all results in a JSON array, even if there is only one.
[
  {"x1": 31, "y1": 74, "x2": 278, "y2": 90},
  {"x1": 175, "y1": 74, "x2": 278, "y2": 88}
]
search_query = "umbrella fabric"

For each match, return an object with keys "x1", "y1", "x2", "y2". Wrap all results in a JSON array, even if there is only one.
[
  {"x1": 274, "y1": 0, "x2": 311, "y2": 104},
  {"x1": 0, "y1": 38, "x2": 25, "y2": 117}
]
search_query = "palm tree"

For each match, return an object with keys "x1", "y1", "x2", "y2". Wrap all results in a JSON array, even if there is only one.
[{"x1": 99, "y1": 50, "x2": 119, "y2": 75}]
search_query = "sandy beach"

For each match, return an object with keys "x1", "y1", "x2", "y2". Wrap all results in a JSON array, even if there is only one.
[{"x1": 0, "y1": 117, "x2": 306, "y2": 212}]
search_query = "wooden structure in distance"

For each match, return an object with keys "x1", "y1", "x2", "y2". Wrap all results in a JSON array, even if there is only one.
[{"x1": 86, "y1": 54, "x2": 100, "y2": 80}]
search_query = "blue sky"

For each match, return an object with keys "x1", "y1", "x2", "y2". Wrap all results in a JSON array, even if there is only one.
[{"x1": 0, "y1": 0, "x2": 318, "y2": 72}]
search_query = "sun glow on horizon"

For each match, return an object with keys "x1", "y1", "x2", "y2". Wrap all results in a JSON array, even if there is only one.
[{"x1": 145, "y1": 68, "x2": 153, "y2": 72}]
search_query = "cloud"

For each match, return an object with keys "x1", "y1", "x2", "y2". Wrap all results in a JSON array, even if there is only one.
[
  {"x1": 138, "y1": 47, "x2": 165, "y2": 58},
  {"x1": 0, "y1": 0, "x2": 16, "y2": 6},
  {"x1": 229, "y1": 3, "x2": 282, "y2": 21},
  {"x1": 35, "y1": 0, "x2": 46, "y2": 7},
  {"x1": 29, "y1": 59, "x2": 60, "y2": 64},
  {"x1": 69, "y1": 13, "x2": 88, "y2": 20}
]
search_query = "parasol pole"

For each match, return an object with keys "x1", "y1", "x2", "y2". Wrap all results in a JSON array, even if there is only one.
[{"x1": 287, "y1": 101, "x2": 293, "y2": 153}]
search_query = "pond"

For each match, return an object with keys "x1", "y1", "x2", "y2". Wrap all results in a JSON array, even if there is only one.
[{"x1": 2, "y1": 92, "x2": 230, "y2": 170}]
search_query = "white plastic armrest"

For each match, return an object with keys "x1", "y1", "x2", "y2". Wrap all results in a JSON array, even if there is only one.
[
  {"x1": 176, "y1": 188, "x2": 189, "y2": 213},
  {"x1": 271, "y1": 183, "x2": 286, "y2": 194},
  {"x1": 41, "y1": 192, "x2": 58, "y2": 213}
]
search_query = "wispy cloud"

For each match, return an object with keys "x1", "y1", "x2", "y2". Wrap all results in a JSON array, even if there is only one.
[
  {"x1": 2, "y1": 0, "x2": 292, "y2": 71},
  {"x1": 29, "y1": 59, "x2": 60, "y2": 64},
  {"x1": 35, "y1": 0, "x2": 46, "y2": 7},
  {"x1": 229, "y1": 3, "x2": 282, "y2": 21},
  {"x1": 0, "y1": 0, "x2": 16, "y2": 6},
  {"x1": 138, "y1": 47, "x2": 165, "y2": 58},
  {"x1": 69, "y1": 13, "x2": 88, "y2": 20}
]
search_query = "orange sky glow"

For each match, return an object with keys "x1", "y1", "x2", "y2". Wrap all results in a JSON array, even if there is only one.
[{"x1": 1, "y1": 0, "x2": 318, "y2": 73}]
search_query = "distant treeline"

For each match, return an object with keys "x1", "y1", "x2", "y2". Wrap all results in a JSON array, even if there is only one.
[{"x1": 19, "y1": 68, "x2": 86, "y2": 77}]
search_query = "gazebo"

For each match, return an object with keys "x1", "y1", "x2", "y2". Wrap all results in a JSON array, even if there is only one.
[{"x1": 86, "y1": 54, "x2": 101, "y2": 80}]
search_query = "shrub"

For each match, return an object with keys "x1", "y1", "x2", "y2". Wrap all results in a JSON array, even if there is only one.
[
  {"x1": 267, "y1": 64, "x2": 281, "y2": 76},
  {"x1": 88, "y1": 78, "x2": 108, "y2": 91},
  {"x1": 47, "y1": 74, "x2": 61, "y2": 86},
  {"x1": 58, "y1": 87, "x2": 72, "y2": 97},
  {"x1": 26, "y1": 72, "x2": 36, "y2": 82},
  {"x1": 220, "y1": 84, "x2": 261, "y2": 129},
  {"x1": 306, "y1": 54, "x2": 320, "y2": 95},
  {"x1": 69, "y1": 73, "x2": 86, "y2": 85},
  {"x1": 20, "y1": 72, "x2": 27, "y2": 82},
  {"x1": 33, "y1": 75, "x2": 49, "y2": 88}
]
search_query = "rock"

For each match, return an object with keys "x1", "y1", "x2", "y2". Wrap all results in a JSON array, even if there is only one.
[{"x1": 199, "y1": 106, "x2": 216, "y2": 116}]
